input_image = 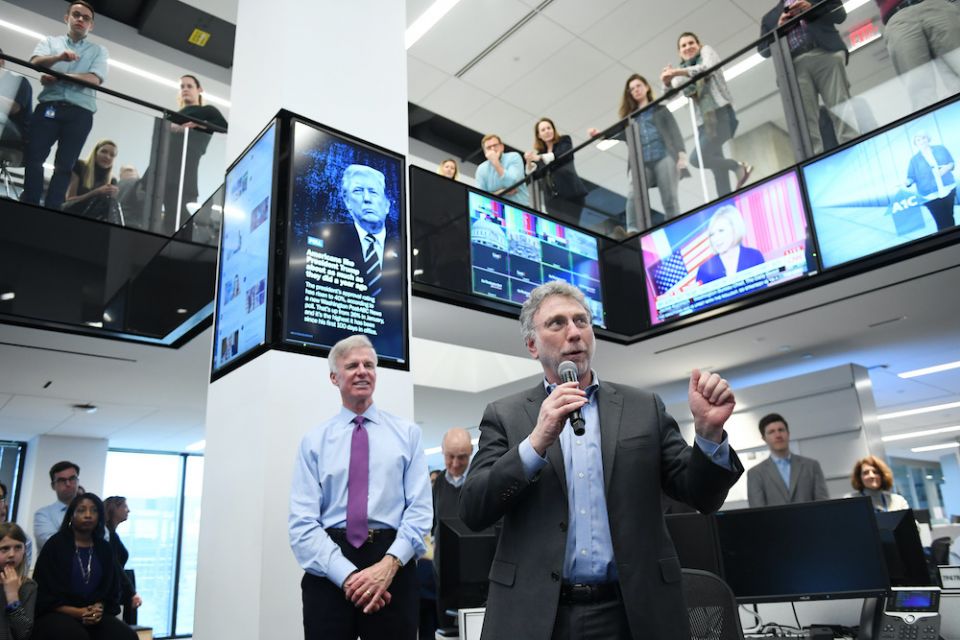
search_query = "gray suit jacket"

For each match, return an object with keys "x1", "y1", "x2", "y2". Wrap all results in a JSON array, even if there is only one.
[
  {"x1": 459, "y1": 380, "x2": 742, "y2": 640},
  {"x1": 746, "y1": 453, "x2": 829, "y2": 508}
]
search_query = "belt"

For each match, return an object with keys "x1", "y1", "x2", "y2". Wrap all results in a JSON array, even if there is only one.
[
  {"x1": 41, "y1": 101, "x2": 82, "y2": 108},
  {"x1": 885, "y1": 0, "x2": 924, "y2": 24},
  {"x1": 559, "y1": 582, "x2": 620, "y2": 605},
  {"x1": 325, "y1": 527, "x2": 395, "y2": 544}
]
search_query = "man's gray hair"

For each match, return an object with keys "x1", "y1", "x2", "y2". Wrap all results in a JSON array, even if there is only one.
[
  {"x1": 519, "y1": 281, "x2": 592, "y2": 343},
  {"x1": 328, "y1": 334, "x2": 377, "y2": 373},
  {"x1": 340, "y1": 164, "x2": 386, "y2": 198}
]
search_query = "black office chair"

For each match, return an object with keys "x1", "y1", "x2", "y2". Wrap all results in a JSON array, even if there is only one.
[
  {"x1": 682, "y1": 568, "x2": 745, "y2": 640},
  {"x1": 930, "y1": 537, "x2": 951, "y2": 566}
]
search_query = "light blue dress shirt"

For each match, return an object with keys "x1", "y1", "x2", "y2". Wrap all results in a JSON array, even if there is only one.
[
  {"x1": 32, "y1": 34, "x2": 109, "y2": 113},
  {"x1": 288, "y1": 403, "x2": 433, "y2": 589},
  {"x1": 33, "y1": 500, "x2": 68, "y2": 550},
  {"x1": 518, "y1": 374, "x2": 733, "y2": 584},
  {"x1": 772, "y1": 454, "x2": 791, "y2": 488},
  {"x1": 476, "y1": 151, "x2": 530, "y2": 206}
]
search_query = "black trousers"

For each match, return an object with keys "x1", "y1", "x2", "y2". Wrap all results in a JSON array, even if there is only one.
[
  {"x1": 551, "y1": 596, "x2": 631, "y2": 640},
  {"x1": 302, "y1": 529, "x2": 418, "y2": 640},
  {"x1": 925, "y1": 189, "x2": 957, "y2": 231},
  {"x1": 34, "y1": 611, "x2": 137, "y2": 640}
]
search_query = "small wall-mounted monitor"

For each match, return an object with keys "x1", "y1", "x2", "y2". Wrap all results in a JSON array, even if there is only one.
[
  {"x1": 803, "y1": 98, "x2": 960, "y2": 269},
  {"x1": 640, "y1": 170, "x2": 815, "y2": 326},
  {"x1": 212, "y1": 120, "x2": 277, "y2": 375},
  {"x1": 468, "y1": 190, "x2": 605, "y2": 327}
]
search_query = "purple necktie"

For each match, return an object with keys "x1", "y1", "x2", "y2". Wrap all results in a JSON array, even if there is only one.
[{"x1": 346, "y1": 415, "x2": 370, "y2": 548}]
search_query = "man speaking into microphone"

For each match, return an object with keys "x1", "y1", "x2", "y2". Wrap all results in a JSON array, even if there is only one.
[{"x1": 460, "y1": 281, "x2": 743, "y2": 640}]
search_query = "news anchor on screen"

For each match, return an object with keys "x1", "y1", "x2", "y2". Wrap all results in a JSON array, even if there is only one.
[
  {"x1": 696, "y1": 204, "x2": 765, "y2": 284},
  {"x1": 305, "y1": 164, "x2": 403, "y2": 360},
  {"x1": 905, "y1": 129, "x2": 958, "y2": 232}
]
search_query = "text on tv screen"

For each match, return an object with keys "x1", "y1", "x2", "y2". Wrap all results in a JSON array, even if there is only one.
[
  {"x1": 212, "y1": 121, "x2": 276, "y2": 373},
  {"x1": 283, "y1": 120, "x2": 407, "y2": 364},
  {"x1": 468, "y1": 191, "x2": 605, "y2": 328},
  {"x1": 640, "y1": 171, "x2": 813, "y2": 326},
  {"x1": 803, "y1": 99, "x2": 960, "y2": 269}
]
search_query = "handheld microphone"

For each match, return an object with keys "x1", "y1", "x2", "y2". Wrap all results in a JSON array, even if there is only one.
[{"x1": 557, "y1": 360, "x2": 586, "y2": 436}]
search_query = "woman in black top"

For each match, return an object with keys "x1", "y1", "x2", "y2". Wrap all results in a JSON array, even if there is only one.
[
  {"x1": 162, "y1": 73, "x2": 228, "y2": 232},
  {"x1": 524, "y1": 117, "x2": 588, "y2": 226},
  {"x1": 63, "y1": 140, "x2": 120, "y2": 223},
  {"x1": 104, "y1": 497, "x2": 140, "y2": 621},
  {"x1": 32, "y1": 493, "x2": 136, "y2": 640}
]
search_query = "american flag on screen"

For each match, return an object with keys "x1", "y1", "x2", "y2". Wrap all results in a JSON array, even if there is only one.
[{"x1": 650, "y1": 230, "x2": 713, "y2": 296}]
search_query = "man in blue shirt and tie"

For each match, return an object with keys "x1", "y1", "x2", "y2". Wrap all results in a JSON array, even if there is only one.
[
  {"x1": 289, "y1": 334, "x2": 432, "y2": 640},
  {"x1": 460, "y1": 281, "x2": 743, "y2": 640},
  {"x1": 33, "y1": 460, "x2": 81, "y2": 550},
  {"x1": 20, "y1": 0, "x2": 109, "y2": 210},
  {"x1": 747, "y1": 413, "x2": 830, "y2": 508}
]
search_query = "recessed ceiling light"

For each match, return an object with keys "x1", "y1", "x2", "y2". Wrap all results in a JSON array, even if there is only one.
[
  {"x1": 910, "y1": 442, "x2": 960, "y2": 453},
  {"x1": 406, "y1": 0, "x2": 462, "y2": 49},
  {"x1": 176, "y1": 308, "x2": 188, "y2": 314},
  {"x1": 0, "y1": 292, "x2": 14, "y2": 301},
  {"x1": 877, "y1": 401, "x2": 960, "y2": 420},
  {"x1": 898, "y1": 360, "x2": 960, "y2": 379},
  {"x1": 882, "y1": 425, "x2": 960, "y2": 442}
]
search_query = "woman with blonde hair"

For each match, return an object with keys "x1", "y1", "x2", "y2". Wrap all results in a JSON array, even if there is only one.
[
  {"x1": 0, "y1": 522, "x2": 36, "y2": 640},
  {"x1": 845, "y1": 455, "x2": 909, "y2": 512},
  {"x1": 63, "y1": 139, "x2": 120, "y2": 221},
  {"x1": 437, "y1": 158, "x2": 459, "y2": 180}
]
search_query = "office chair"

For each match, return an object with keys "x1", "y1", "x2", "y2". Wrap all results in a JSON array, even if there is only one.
[{"x1": 682, "y1": 568, "x2": 745, "y2": 640}]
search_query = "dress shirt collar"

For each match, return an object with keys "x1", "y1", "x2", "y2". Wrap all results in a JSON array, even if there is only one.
[
  {"x1": 336, "y1": 402, "x2": 381, "y2": 427},
  {"x1": 444, "y1": 470, "x2": 466, "y2": 488},
  {"x1": 352, "y1": 221, "x2": 387, "y2": 251},
  {"x1": 769, "y1": 450, "x2": 792, "y2": 462},
  {"x1": 543, "y1": 369, "x2": 600, "y2": 400}
]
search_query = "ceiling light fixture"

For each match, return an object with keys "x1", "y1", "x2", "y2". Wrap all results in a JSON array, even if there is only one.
[
  {"x1": 877, "y1": 400, "x2": 960, "y2": 420},
  {"x1": 406, "y1": 0, "x2": 462, "y2": 49},
  {"x1": 898, "y1": 360, "x2": 960, "y2": 379},
  {"x1": 0, "y1": 292, "x2": 14, "y2": 301},
  {"x1": 882, "y1": 425, "x2": 960, "y2": 442},
  {"x1": 72, "y1": 403, "x2": 98, "y2": 414},
  {"x1": 910, "y1": 442, "x2": 960, "y2": 453},
  {"x1": 0, "y1": 20, "x2": 230, "y2": 108}
]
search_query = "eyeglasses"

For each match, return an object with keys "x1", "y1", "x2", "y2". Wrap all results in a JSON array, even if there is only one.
[
  {"x1": 70, "y1": 11, "x2": 94, "y2": 22},
  {"x1": 54, "y1": 475, "x2": 79, "y2": 486}
]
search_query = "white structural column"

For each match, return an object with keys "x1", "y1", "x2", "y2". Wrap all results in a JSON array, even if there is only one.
[{"x1": 193, "y1": 3, "x2": 411, "y2": 639}]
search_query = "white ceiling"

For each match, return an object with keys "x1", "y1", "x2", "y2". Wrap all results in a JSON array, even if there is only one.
[{"x1": 0, "y1": 0, "x2": 957, "y2": 468}]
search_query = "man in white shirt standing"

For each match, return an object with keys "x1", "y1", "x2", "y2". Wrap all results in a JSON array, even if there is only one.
[{"x1": 33, "y1": 460, "x2": 81, "y2": 549}]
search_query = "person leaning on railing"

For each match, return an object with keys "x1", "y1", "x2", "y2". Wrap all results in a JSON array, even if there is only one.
[
  {"x1": 20, "y1": 1, "x2": 109, "y2": 211},
  {"x1": 588, "y1": 73, "x2": 688, "y2": 224},
  {"x1": 524, "y1": 117, "x2": 588, "y2": 225},
  {"x1": 161, "y1": 73, "x2": 227, "y2": 232},
  {"x1": 661, "y1": 32, "x2": 752, "y2": 198}
]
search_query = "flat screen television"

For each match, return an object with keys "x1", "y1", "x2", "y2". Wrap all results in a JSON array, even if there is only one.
[
  {"x1": 640, "y1": 170, "x2": 815, "y2": 326},
  {"x1": 802, "y1": 98, "x2": 960, "y2": 269},
  {"x1": 211, "y1": 120, "x2": 277, "y2": 375},
  {"x1": 283, "y1": 119, "x2": 408, "y2": 366},
  {"x1": 468, "y1": 190, "x2": 606, "y2": 327},
  {"x1": 876, "y1": 509, "x2": 932, "y2": 587},
  {"x1": 715, "y1": 498, "x2": 890, "y2": 603}
]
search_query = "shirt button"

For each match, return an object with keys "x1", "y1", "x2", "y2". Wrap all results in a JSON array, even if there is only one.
[
  {"x1": 580, "y1": 549, "x2": 587, "y2": 556},
  {"x1": 576, "y1": 440, "x2": 582, "y2": 446},
  {"x1": 551, "y1": 572, "x2": 560, "y2": 582},
  {"x1": 578, "y1": 472, "x2": 584, "y2": 479},
  {"x1": 580, "y1": 509, "x2": 586, "y2": 515}
]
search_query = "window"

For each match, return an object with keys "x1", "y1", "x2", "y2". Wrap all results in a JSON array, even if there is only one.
[
  {"x1": 104, "y1": 451, "x2": 202, "y2": 638},
  {"x1": 0, "y1": 441, "x2": 27, "y2": 522}
]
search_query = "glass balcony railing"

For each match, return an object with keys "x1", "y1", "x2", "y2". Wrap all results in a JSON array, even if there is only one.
[
  {"x1": 495, "y1": 1, "x2": 960, "y2": 240},
  {"x1": 0, "y1": 52, "x2": 227, "y2": 238}
]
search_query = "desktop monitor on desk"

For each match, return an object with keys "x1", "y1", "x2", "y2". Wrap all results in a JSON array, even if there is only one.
[
  {"x1": 436, "y1": 518, "x2": 497, "y2": 611},
  {"x1": 875, "y1": 509, "x2": 932, "y2": 587},
  {"x1": 715, "y1": 498, "x2": 890, "y2": 603}
]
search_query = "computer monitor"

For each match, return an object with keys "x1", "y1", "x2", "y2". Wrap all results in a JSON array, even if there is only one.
[
  {"x1": 912, "y1": 508, "x2": 931, "y2": 524},
  {"x1": 665, "y1": 512, "x2": 723, "y2": 577},
  {"x1": 436, "y1": 518, "x2": 497, "y2": 610},
  {"x1": 715, "y1": 498, "x2": 890, "y2": 603},
  {"x1": 875, "y1": 509, "x2": 932, "y2": 586}
]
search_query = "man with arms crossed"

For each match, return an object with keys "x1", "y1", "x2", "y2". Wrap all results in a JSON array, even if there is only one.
[
  {"x1": 460, "y1": 281, "x2": 743, "y2": 640},
  {"x1": 747, "y1": 412, "x2": 829, "y2": 507},
  {"x1": 289, "y1": 335, "x2": 432, "y2": 640}
]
